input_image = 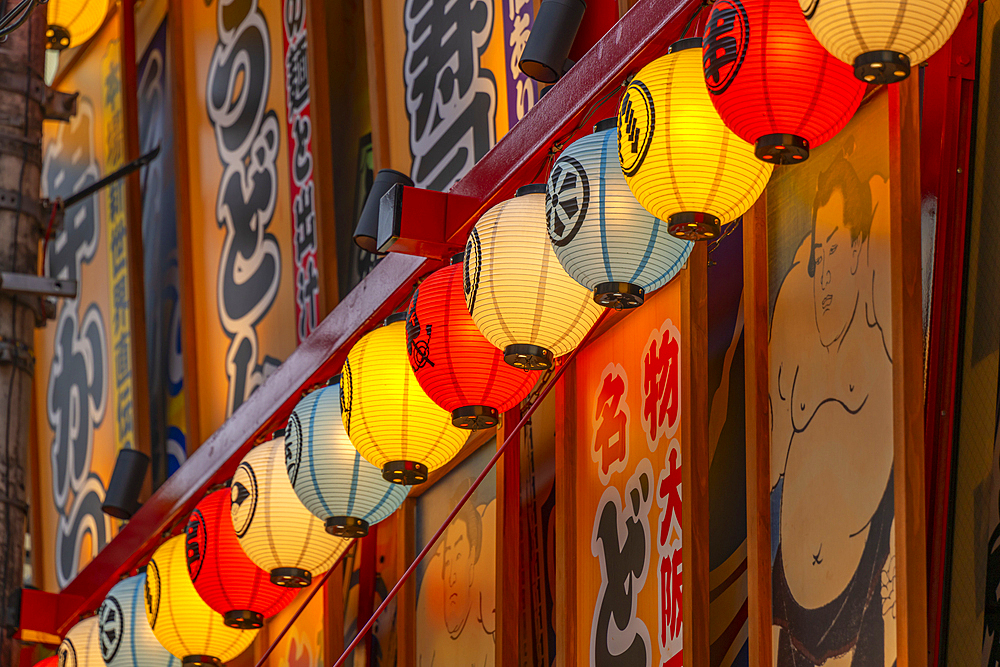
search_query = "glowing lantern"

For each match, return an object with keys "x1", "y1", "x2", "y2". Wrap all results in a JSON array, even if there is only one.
[
  {"x1": 57, "y1": 617, "x2": 101, "y2": 667},
  {"x1": 701, "y1": 0, "x2": 865, "y2": 164},
  {"x1": 99, "y1": 574, "x2": 179, "y2": 667},
  {"x1": 145, "y1": 536, "x2": 258, "y2": 666},
  {"x1": 618, "y1": 38, "x2": 773, "y2": 240},
  {"x1": 546, "y1": 118, "x2": 694, "y2": 308},
  {"x1": 186, "y1": 490, "x2": 298, "y2": 627},
  {"x1": 342, "y1": 315, "x2": 469, "y2": 484},
  {"x1": 799, "y1": 0, "x2": 965, "y2": 83},
  {"x1": 465, "y1": 185, "x2": 604, "y2": 368},
  {"x1": 406, "y1": 260, "x2": 541, "y2": 427},
  {"x1": 46, "y1": 0, "x2": 111, "y2": 50},
  {"x1": 285, "y1": 378, "x2": 409, "y2": 537},
  {"x1": 233, "y1": 435, "x2": 352, "y2": 587},
  {"x1": 32, "y1": 659, "x2": 58, "y2": 667}
]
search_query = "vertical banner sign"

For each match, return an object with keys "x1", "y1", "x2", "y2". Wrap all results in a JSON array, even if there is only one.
[
  {"x1": 37, "y1": 18, "x2": 124, "y2": 591},
  {"x1": 178, "y1": 0, "x2": 300, "y2": 438},
  {"x1": 138, "y1": 18, "x2": 188, "y2": 478},
  {"x1": 402, "y1": 0, "x2": 498, "y2": 190},
  {"x1": 501, "y1": 0, "x2": 536, "y2": 128},
  {"x1": 575, "y1": 283, "x2": 684, "y2": 667},
  {"x1": 282, "y1": 0, "x2": 320, "y2": 343},
  {"x1": 101, "y1": 43, "x2": 135, "y2": 456},
  {"x1": 767, "y1": 94, "x2": 896, "y2": 666}
]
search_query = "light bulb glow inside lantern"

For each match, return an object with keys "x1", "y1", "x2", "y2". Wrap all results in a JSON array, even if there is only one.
[
  {"x1": 187, "y1": 490, "x2": 298, "y2": 628},
  {"x1": 286, "y1": 378, "x2": 409, "y2": 537},
  {"x1": 406, "y1": 260, "x2": 541, "y2": 428},
  {"x1": 57, "y1": 617, "x2": 102, "y2": 667},
  {"x1": 342, "y1": 315, "x2": 470, "y2": 484},
  {"x1": 144, "y1": 536, "x2": 258, "y2": 667},
  {"x1": 465, "y1": 185, "x2": 604, "y2": 368},
  {"x1": 232, "y1": 435, "x2": 352, "y2": 587},
  {"x1": 618, "y1": 39, "x2": 773, "y2": 241},
  {"x1": 702, "y1": 0, "x2": 866, "y2": 165},
  {"x1": 797, "y1": 0, "x2": 965, "y2": 83},
  {"x1": 546, "y1": 118, "x2": 694, "y2": 308},
  {"x1": 99, "y1": 574, "x2": 180, "y2": 667}
]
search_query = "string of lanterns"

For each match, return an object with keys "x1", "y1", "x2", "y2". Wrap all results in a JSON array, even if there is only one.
[{"x1": 52, "y1": 0, "x2": 964, "y2": 661}]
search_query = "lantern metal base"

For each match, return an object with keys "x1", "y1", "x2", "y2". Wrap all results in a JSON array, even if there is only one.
[
  {"x1": 452, "y1": 405, "x2": 500, "y2": 430},
  {"x1": 182, "y1": 656, "x2": 222, "y2": 667},
  {"x1": 668, "y1": 212, "x2": 721, "y2": 241},
  {"x1": 594, "y1": 282, "x2": 645, "y2": 309},
  {"x1": 271, "y1": 567, "x2": 312, "y2": 588},
  {"x1": 854, "y1": 50, "x2": 910, "y2": 84},
  {"x1": 756, "y1": 134, "x2": 809, "y2": 165},
  {"x1": 224, "y1": 610, "x2": 264, "y2": 629},
  {"x1": 326, "y1": 515, "x2": 370, "y2": 537},
  {"x1": 383, "y1": 460, "x2": 428, "y2": 485},
  {"x1": 503, "y1": 344, "x2": 553, "y2": 370}
]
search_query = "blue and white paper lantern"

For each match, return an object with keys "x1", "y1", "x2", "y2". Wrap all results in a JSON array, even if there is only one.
[
  {"x1": 98, "y1": 573, "x2": 179, "y2": 667},
  {"x1": 546, "y1": 118, "x2": 694, "y2": 309},
  {"x1": 285, "y1": 377, "x2": 409, "y2": 538}
]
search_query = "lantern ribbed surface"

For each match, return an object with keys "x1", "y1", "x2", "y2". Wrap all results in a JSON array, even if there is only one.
[
  {"x1": 286, "y1": 380, "x2": 409, "y2": 537},
  {"x1": 46, "y1": 0, "x2": 111, "y2": 49},
  {"x1": 233, "y1": 436, "x2": 351, "y2": 587},
  {"x1": 465, "y1": 189, "x2": 604, "y2": 367},
  {"x1": 187, "y1": 490, "x2": 298, "y2": 627},
  {"x1": 342, "y1": 319, "x2": 469, "y2": 484},
  {"x1": 57, "y1": 617, "x2": 102, "y2": 667},
  {"x1": 799, "y1": 0, "x2": 964, "y2": 83},
  {"x1": 407, "y1": 263, "x2": 541, "y2": 428},
  {"x1": 546, "y1": 122, "x2": 693, "y2": 307},
  {"x1": 618, "y1": 41, "x2": 773, "y2": 241},
  {"x1": 702, "y1": 0, "x2": 865, "y2": 164},
  {"x1": 144, "y1": 536, "x2": 258, "y2": 665},
  {"x1": 99, "y1": 574, "x2": 179, "y2": 667}
]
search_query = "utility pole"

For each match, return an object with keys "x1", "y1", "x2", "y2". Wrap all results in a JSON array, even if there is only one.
[{"x1": 0, "y1": 5, "x2": 45, "y2": 664}]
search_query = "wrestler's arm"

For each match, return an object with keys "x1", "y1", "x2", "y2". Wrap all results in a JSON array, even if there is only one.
[{"x1": 771, "y1": 359, "x2": 794, "y2": 489}]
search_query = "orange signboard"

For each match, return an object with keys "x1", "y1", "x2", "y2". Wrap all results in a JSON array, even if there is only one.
[{"x1": 574, "y1": 281, "x2": 684, "y2": 666}]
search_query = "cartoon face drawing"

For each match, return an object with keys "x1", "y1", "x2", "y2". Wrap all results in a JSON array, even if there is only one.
[
  {"x1": 442, "y1": 516, "x2": 476, "y2": 637},
  {"x1": 812, "y1": 190, "x2": 860, "y2": 347}
]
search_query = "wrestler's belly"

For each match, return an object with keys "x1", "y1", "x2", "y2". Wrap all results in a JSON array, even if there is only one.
[{"x1": 780, "y1": 397, "x2": 893, "y2": 609}]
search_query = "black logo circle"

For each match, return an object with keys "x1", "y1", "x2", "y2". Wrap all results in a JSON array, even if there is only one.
[
  {"x1": 547, "y1": 155, "x2": 590, "y2": 247},
  {"x1": 703, "y1": 0, "x2": 750, "y2": 96},
  {"x1": 186, "y1": 508, "x2": 209, "y2": 582},
  {"x1": 98, "y1": 596, "x2": 124, "y2": 663},
  {"x1": 230, "y1": 462, "x2": 258, "y2": 539},
  {"x1": 618, "y1": 80, "x2": 655, "y2": 178},
  {"x1": 285, "y1": 411, "x2": 304, "y2": 487},
  {"x1": 144, "y1": 560, "x2": 161, "y2": 630},
  {"x1": 463, "y1": 229, "x2": 482, "y2": 317},
  {"x1": 58, "y1": 639, "x2": 76, "y2": 667},
  {"x1": 800, "y1": 0, "x2": 819, "y2": 20}
]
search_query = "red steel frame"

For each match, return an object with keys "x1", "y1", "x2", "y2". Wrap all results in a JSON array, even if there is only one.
[
  {"x1": 26, "y1": 0, "x2": 704, "y2": 637},
  {"x1": 922, "y1": 1, "x2": 979, "y2": 664}
]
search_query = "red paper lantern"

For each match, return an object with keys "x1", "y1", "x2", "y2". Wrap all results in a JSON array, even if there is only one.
[
  {"x1": 185, "y1": 489, "x2": 298, "y2": 629},
  {"x1": 406, "y1": 259, "x2": 540, "y2": 429},
  {"x1": 701, "y1": 0, "x2": 865, "y2": 164}
]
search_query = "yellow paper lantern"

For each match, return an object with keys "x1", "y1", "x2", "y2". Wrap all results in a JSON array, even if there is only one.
[
  {"x1": 57, "y1": 617, "x2": 102, "y2": 667},
  {"x1": 341, "y1": 315, "x2": 469, "y2": 484},
  {"x1": 618, "y1": 39, "x2": 773, "y2": 241},
  {"x1": 799, "y1": 0, "x2": 965, "y2": 83},
  {"x1": 233, "y1": 435, "x2": 352, "y2": 587},
  {"x1": 46, "y1": 0, "x2": 111, "y2": 50},
  {"x1": 144, "y1": 536, "x2": 258, "y2": 667},
  {"x1": 465, "y1": 185, "x2": 604, "y2": 369}
]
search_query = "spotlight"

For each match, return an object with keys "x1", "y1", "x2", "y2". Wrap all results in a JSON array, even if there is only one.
[
  {"x1": 353, "y1": 169, "x2": 413, "y2": 253},
  {"x1": 101, "y1": 449, "x2": 149, "y2": 520},
  {"x1": 518, "y1": 0, "x2": 586, "y2": 84}
]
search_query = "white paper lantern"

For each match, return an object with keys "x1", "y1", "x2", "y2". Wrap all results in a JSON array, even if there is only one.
[
  {"x1": 286, "y1": 377, "x2": 409, "y2": 537},
  {"x1": 57, "y1": 617, "x2": 102, "y2": 667},
  {"x1": 99, "y1": 573, "x2": 179, "y2": 667},
  {"x1": 547, "y1": 118, "x2": 693, "y2": 308}
]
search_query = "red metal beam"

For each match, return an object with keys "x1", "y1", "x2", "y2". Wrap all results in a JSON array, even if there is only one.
[{"x1": 44, "y1": 0, "x2": 700, "y2": 635}]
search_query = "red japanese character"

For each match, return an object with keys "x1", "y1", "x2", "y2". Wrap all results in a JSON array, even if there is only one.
[
  {"x1": 642, "y1": 321, "x2": 681, "y2": 448},
  {"x1": 660, "y1": 545, "x2": 682, "y2": 642},
  {"x1": 592, "y1": 364, "x2": 630, "y2": 482},
  {"x1": 658, "y1": 448, "x2": 682, "y2": 547}
]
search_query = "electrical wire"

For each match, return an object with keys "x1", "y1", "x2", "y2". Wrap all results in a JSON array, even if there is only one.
[{"x1": 0, "y1": 0, "x2": 37, "y2": 39}]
